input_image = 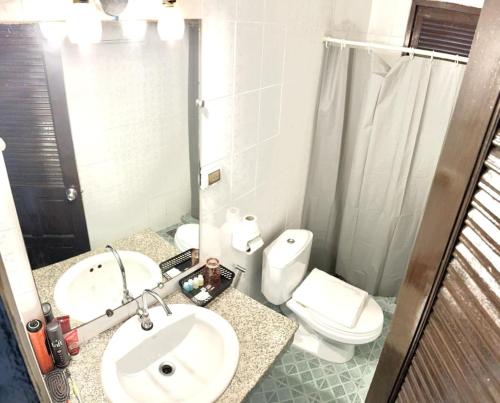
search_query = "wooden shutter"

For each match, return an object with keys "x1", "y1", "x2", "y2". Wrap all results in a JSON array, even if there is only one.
[
  {"x1": 0, "y1": 24, "x2": 65, "y2": 187},
  {"x1": 396, "y1": 124, "x2": 500, "y2": 402},
  {"x1": 406, "y1": 1, "x2": 480, "y2": 57}
]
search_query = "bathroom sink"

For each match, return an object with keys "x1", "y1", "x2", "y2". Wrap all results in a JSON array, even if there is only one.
[
  {"x1": 101, "y1": 304, "x2": 240, "y2": 403},
  {"x1": 54, "y1": 251, "x2": 161, "y2": 323}
]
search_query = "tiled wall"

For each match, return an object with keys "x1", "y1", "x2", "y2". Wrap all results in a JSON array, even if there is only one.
[
  {"x1": 195, "y1": 0, "x2": 335, "y2": 300},
  {"x1": 61, "y1": 26, "x2": 191, "y2": 249}
]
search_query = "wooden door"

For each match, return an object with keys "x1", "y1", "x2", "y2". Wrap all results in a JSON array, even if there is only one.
[
  {"x1": 367, "y1": 1, "x2": 500, "y2": 401},
  {"x1": 396, "y1": 119, "x2": 500, "y2": 403},
  {"x1": 0, "y1": 24, "x2": 90, "y2": 269}
]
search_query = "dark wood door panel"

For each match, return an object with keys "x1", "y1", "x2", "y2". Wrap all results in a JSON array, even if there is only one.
[
  {"x1": 397, "y1": 128, "x2": 500, "y2": 402},
  {"x1": 0, "y1": 23, "x2": 90, "y2": 269}
]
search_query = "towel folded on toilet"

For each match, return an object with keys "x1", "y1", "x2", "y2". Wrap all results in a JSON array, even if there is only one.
[{"x1": 292, "y1": 268, "x2": 368, "y2": 328}]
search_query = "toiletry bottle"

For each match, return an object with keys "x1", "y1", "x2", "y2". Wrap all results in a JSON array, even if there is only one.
[
  {"x1": 203, "y1": 258, "x2": 221, "y2": 288},
  {"x1": 46, "y1": 320, "x2": 71, "y2": 368},
  {"x1": 64, "y1": 329, "x2": 80, "y2": 356},
  {"x1": 26, "y1": 320, "x2": 54, "y2": 374},
  {"x1": 57, "y1": 315, "x2": 71, "y2": 334},
  {"x1": 42, "y1": 302, "x2": 54, "y2": 324}
]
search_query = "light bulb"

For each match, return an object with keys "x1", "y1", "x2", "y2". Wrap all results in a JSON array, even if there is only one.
[
  {"x1": 157, "y1": 3, "x2": 185, "y2": 41},
  {"x1": 39, "y1": 22, "x2": 67, "y2": 47},
  {"x1": 67, "y1": 2, "x2": 102, "y2": 45},
  {"x1": 119, "y1": 0, "x2": 148, "y2": 41}
]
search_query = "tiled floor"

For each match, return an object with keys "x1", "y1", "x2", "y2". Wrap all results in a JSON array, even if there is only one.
[
  {"x1": 245, "y1": 297, "x2": 396, "y2": 403},
  {"x1": 156, "y1": 214, "x2": 199, "y2": 245}
]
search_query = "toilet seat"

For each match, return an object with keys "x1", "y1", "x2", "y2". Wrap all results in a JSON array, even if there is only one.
[{"x1": 286, "y1": 296, "x2": 383, "y2": 345}]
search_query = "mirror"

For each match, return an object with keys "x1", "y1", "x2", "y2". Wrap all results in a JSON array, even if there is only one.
[{"x1": 1, "y1": 21, "x2": 201, "y2": 328}]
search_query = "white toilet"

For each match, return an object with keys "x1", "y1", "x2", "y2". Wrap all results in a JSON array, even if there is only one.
[
  {"x1": 174, "y1": 223, "x2": 199, "y2": 251},
  {"x1": 262, "y1": 229, "x2": 383, "y2": 363}
]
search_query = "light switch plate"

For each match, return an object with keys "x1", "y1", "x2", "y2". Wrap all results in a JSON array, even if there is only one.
[{"x1": 200, "y1": 164, "x2": 222, "y2": 189}]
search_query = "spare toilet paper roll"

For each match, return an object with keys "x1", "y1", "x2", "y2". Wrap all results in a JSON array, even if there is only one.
[{"x1": 232, "y1": 215, "x2": 264, "y2": 255}]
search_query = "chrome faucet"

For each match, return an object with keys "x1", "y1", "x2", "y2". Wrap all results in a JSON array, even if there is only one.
[
  {"x1": 105, "y1": 245, "x2": 133, "y2": 304},
  {"x1": 137, "y1": 289, "x2": 172, "y2": 331}
]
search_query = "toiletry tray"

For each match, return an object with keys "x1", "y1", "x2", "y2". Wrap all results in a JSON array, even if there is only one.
[
  {"x1": 179, "y1": 265, "x2": 235, "y2": 307},
  {"x1": 160, "y1": 249, "x2": 199, "y2": 281}
]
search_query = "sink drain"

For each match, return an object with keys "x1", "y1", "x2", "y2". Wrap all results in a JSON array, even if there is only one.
[{"x1": 159, "y1": 362, "x2": 175, "y2": 376}]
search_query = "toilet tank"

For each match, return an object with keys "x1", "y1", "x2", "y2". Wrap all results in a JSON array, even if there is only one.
[{"x1": 262, "y1": 229, "x2": 313, "y2": 305}]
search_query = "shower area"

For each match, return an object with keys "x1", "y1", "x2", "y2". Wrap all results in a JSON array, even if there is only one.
[
  {"x1": 248, "y1": 32, "x2": 469, "y2": 403},
  {"x1": 303, "y1": 40, "x2": 465, "y2": 298}
]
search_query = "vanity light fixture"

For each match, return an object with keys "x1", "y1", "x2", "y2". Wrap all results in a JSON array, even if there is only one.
[
  {"x1": 67, "y1": 0, "x2": 103, "y2": 45},
  {"x1": 119, "y1": 0, "x2": 148, "y2": 41},
  {"x1": 36, "y1": 0, "x2": 68, "y2": 47},
  {"x1": 157, "y1": 0, "x2": 185, "y2": 41}
]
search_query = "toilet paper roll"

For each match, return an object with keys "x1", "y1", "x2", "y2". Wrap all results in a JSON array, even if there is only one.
[{"x1": 232, "y1": 215, "x2": 264, "y2": 255}]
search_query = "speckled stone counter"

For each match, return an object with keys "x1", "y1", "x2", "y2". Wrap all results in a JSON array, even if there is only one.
[
  {"x1": 32, "y1": 229, "x2": 179, "y2": 323},
  {"x1": 68, "y1": 287, "x2": 298, "y2": 402}
]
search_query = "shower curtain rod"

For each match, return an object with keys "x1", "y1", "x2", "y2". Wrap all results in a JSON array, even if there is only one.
[{"x1": 322, "y1": 36, "x2": 469, "y2": 63}]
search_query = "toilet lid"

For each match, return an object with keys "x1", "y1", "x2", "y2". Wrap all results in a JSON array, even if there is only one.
[
  {"x1": 287, "y1": 297, "x2": 384, "y2": 344},
  {"x1": 174, "y1": 224, "x2": 199, "y2": 251}
]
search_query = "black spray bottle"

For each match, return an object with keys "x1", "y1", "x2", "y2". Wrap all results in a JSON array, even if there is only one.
[{"x1": 46, "y1": 319, "x2": 70, "y2": 368}]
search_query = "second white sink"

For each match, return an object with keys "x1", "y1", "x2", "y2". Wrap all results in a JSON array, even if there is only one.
[
  {"x1": 54, "y1": 251, "x2": 161, "y2": 323},
  {"x1": 101, "y1": 304, "x2": 240, "y2": 403}
]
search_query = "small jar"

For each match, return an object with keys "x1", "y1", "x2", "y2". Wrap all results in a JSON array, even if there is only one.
[
  {"x1": 203, "y1": 258, "x2": 221, "y2": 288},
  {"x1": 191, "y1": 249, "x2": 200, "y2": 266}
]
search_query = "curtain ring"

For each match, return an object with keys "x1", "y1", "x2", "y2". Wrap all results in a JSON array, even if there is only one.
[
  {"x1": 409, "y1": 48, "x2": 415, "y2": 60},
  {"x1": 340, "y1": 40, "x2": 346, "y2": 51},
  {"x1": 455, "y1": 54, "x2": 460, "y2": 65}
]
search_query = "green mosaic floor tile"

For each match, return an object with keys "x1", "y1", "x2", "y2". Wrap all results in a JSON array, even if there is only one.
[{"x1": 244, "y1": 297, "x2": 395, "y2": 403}]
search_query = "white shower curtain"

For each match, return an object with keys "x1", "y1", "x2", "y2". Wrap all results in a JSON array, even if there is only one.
[{"x1": 303, "y1": 47, "x2": 465, "y2": 296}]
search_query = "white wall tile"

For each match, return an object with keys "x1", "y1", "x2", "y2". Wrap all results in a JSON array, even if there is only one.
[
  {"x1": 200, "y1": 96, "x2": 234, "y2": 166},
  {"x1": 332, "y1": 0, "x2": 373, "y2": 38},
  {"x1": 256, "y1": 135, "x2": 279, "y2": 186},
  {"x1": 231, "y1": 146, "x2": 257, "y2": 199},
  {"x1": 233, "y1": 90, "x2": 260, "y2": 152},
  {"x1": 261, "y1": 23, "x2": 286, "y2": 87},
  {"x1": 201, "y1": 20, "x2": 235, "y2": 99},
  {"x1": 202, "y1": 0, "x2": 236, "y2": 20},
  {"x1": 235, "y1": 22, "x2": 264, "y2": 93},
  {"x1": 259, "y1": 85, "x2": 281, "y2": 141},
  {"x1": 180, "y1": 0, "x2": 202, "y2": 18},
  {"x1": 237, "y1": 0, "x2": 264, "y2": 22}
]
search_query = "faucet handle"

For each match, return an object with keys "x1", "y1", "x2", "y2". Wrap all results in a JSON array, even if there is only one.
[{"x1": 137, "y1": 307, "x2": 153, "y2": 331}]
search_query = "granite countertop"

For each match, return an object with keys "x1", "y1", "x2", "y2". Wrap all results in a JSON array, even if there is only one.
[
  {"x1": 69, "y1": 287, "x2": 298, "y2": 403},
  {"x1": 32, "y1": 229, "x2": 179, "y2": 324}
]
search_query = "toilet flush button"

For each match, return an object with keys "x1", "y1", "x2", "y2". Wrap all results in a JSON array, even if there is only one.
[{"x1": 287, "y1": 238, "x2": 295, "y2": 244}]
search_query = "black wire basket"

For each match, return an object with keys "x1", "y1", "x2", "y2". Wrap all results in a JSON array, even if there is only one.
[
  {"x1": 178, "y1": 265, "x2": 235, "y2": 307},
  {"x1": 159, "y1": 248, "x2": 199, "y2": 281}
]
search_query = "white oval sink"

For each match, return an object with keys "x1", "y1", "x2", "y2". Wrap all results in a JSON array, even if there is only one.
[
  {"x1": 101, "y1": 304, "x2": 239, "y2": 403},
  {"x1": 54, "y1": 251, "x2": 161, "y2": 323}
]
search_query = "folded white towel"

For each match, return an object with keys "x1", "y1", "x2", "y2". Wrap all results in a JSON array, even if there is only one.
[{"x1": 292, "y1": 268, "x2": 368, "y2": 328}]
